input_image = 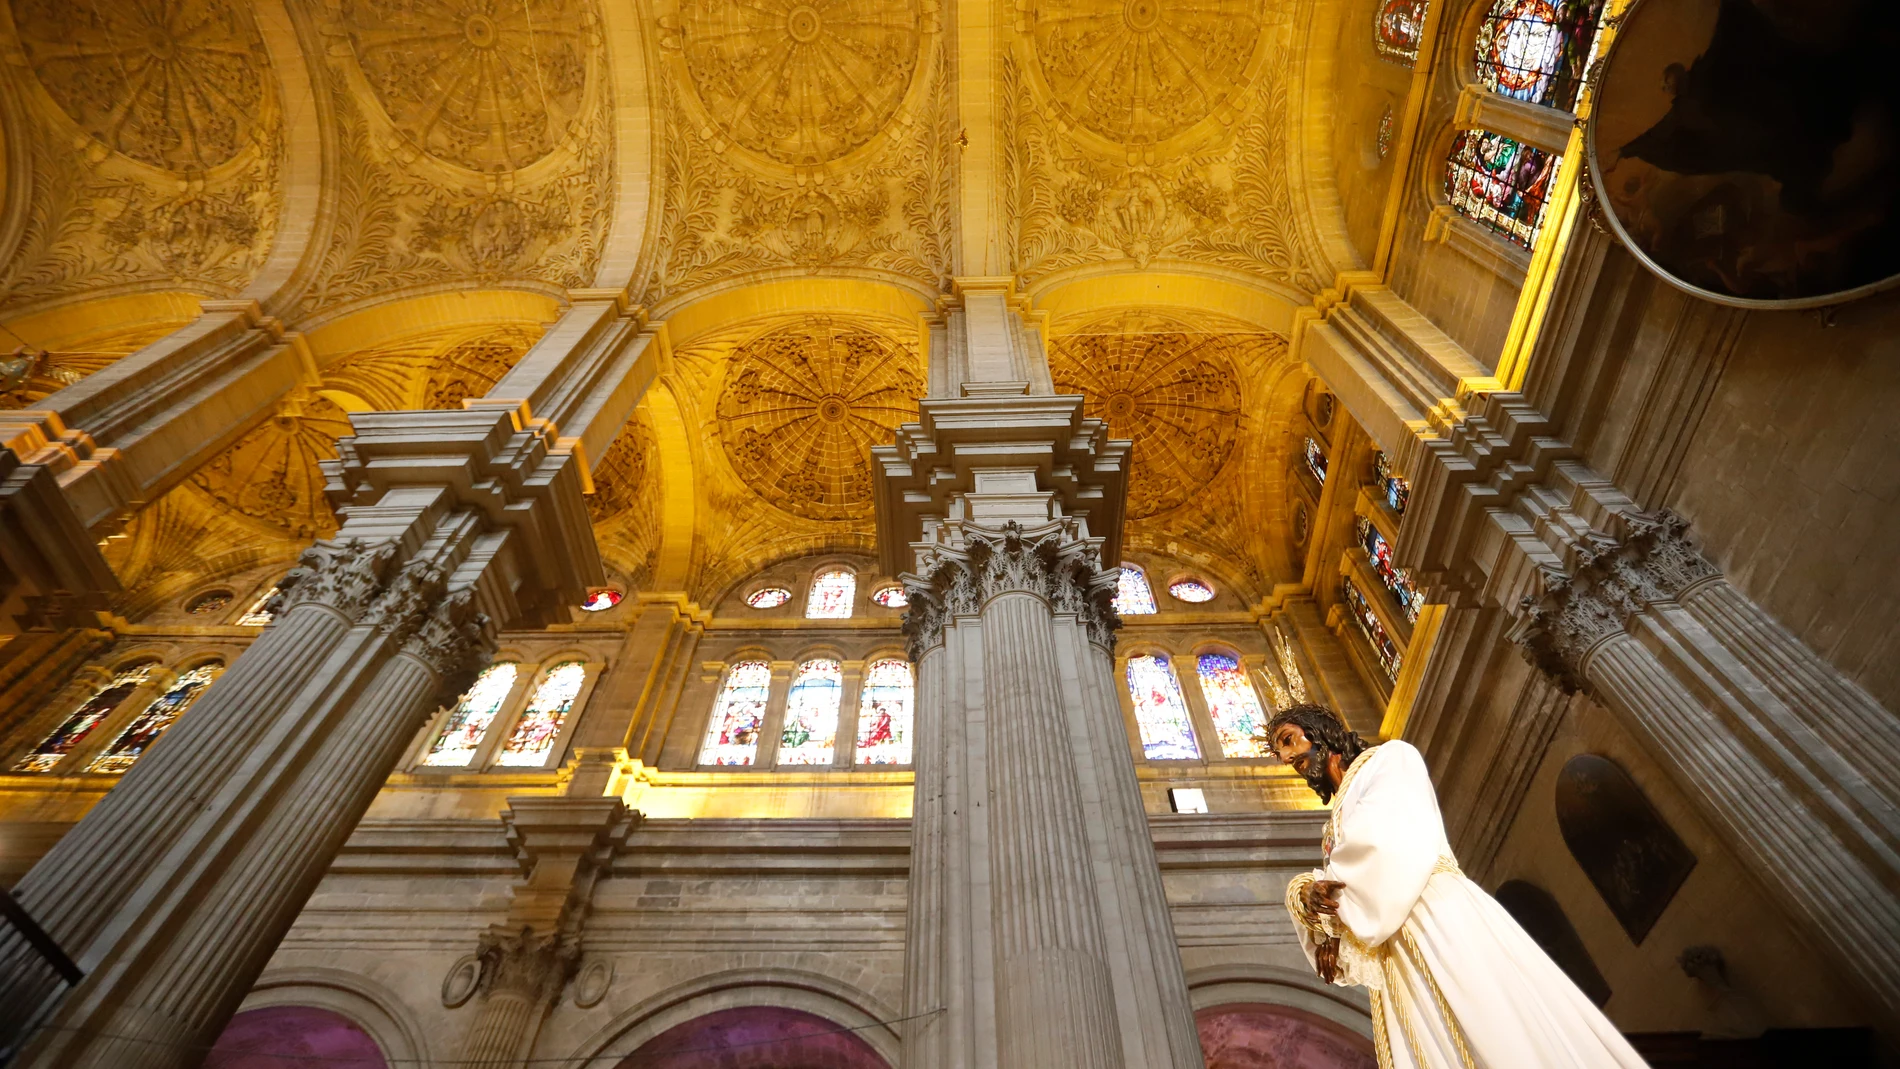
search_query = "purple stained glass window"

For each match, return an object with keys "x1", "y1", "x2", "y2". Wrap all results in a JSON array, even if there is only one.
[
  {"x1": 496, "y1": 661, "x2": 586, "y2": 766},
  {"x1": 855, "y1": 658, "x2": 913, "y2": 765},
  {"x1": 15, "y1": 665, "x2": 153, "y2": 772},
  {"x1": 1344, "y1": 578, "x2": 1404, "y2": 681},
  {"x1": 806, "y1": 570, "x2": 856, "y2": 619},
  {"x1": 778, "y1": 659, "x2": 843, "y2": 765},
  {"x1": 1197, "y1": 652, "x2": 1270, "y2": 758},
  {"x1": 1375, "y1": 0, "x2": 1429, "y2": 65},
  {"x1": 1444, "y1": 129, "x2": 1557, "y2": 250},
  {"x1": 1115, "y1": 567, "x2": 1157, "y2": 615},
  {"x1": 702, "y1": 660, "x2": 771, "y2": 766},
  {"x1": 1357, "y1": 516, "x2": 1425, "y2": 624},
  {"x1": 422, "y1": 662, "x2": 518, "y2": 767},
  {"x1": 1125, "y1": 654, "x2": 1200, "y2": 761},
  {"x1": 1475, "y1": 0, "x2": 1605, "y2": 112},
  {"x1": 1304, "y1": 437, "x2": 1329, "y2": 484},
  {"x1": 88, "y1": 664, "x2": 219, "y2": 773}
]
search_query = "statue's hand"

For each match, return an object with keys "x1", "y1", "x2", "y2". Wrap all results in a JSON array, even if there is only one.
[
  {"x1": 1304, "y1": 879, "x2": 1345, "y2": 917},
  {"x1": 1315, "y1": 937, "x2": 1340, "y2": 983}
]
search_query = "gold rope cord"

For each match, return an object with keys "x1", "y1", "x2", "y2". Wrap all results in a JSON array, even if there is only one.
[
  {"x1": 1381, "y1": 951, "x2": 1436, "y2": 1069},
  {"x1": 1369, "y1": 988, "x2": 1398, "y2": 1069},
  {"x1": 1397, "y1": 927, "x2": 1479, "y2": 1069}
]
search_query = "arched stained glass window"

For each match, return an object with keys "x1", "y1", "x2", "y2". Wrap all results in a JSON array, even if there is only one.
[
  {"x1": 1343, "y1": 578, "x2": 1404, "y2": 681},
  {"x1": 1374, "y1": 0, "x2": 1429, "y2": 65},
  {"x1": 1375, "y1": 451, "x2": 1410, "y2": 515},
  {"x1": 1356, "y1": 517, "x2": 1425, "y2": 624},
  {"x1": 15, "y1": 665, "x2": 153, "y2": 772},
  {"x1": 1125, "y1": 655, "x2": 1199, "y2": 760},
  {"x1": 88, "y1": 664, "x2": 219, "y2": 773},
  {"x1": 856, "y1": 658, "x2": 914, "y2": 765},
  {"x1": 1197, "y1": 653, "x2": 1270, "y2": 758},
  {"x1": 1474, "y1": 0, "x2": 1605, "y2": 112},
  {"x1": 779, "y1": 659, "x2": 843, "y2": 765},
  {"x1": 806, "y1": 570, "x2": 856, "y2": 619},
  {"x1": 496, "y1": 662, "x2": 586, "y2": 767},
  {"x1": 1114, "y1": 567, "x2": 1157, "y2": 615},
  {"x1": 422, "y1": 662, "x2": 519, "y2": 767},
  {"x1": 236, "y1": 587, "x2": 277, "y2": 627},
  {"x1": 701, "y1": 660, "x2": 771, "y2": 766},
  {"x1": 1303, "y1": 437, "x2": 1328, "y2": 484},
  {"x1": 1445, "y1": 130, "x2": 1556, "y2": 250}
]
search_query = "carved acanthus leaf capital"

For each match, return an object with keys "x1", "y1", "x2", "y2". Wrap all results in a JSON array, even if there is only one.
[
  {"x1": 402, "y1": 586, "x2": 496, "y2": 700},
  {"x1": 474, "y1": 925, "x2": 579, "y2": 1005},
  {"x1": 899, "y1": 521, "x2": 1121, "y2": 660},
  {"x1": 269, "y1": 538, "x2": 399, "y2": 623}
]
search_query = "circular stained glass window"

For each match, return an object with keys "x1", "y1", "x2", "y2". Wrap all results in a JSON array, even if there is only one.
[
  {"x1": 871, "y1": 585, "x2": 908, "y2": 608},
  {"x1": 1169, "y1": 579, "x2": 1216, "y2": 603},
  {"x1": 746, "y1": 587, "x2": 793, "y2": 609},
  {"x1": 581, "y1": 588, "x2": 622, "y2": 612},
  {"x1": 186, "y1": 591, "x2": 234, "y2": 615}
]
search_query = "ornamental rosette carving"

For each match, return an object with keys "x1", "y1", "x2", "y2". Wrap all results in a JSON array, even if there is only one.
[
  {"x1": 899, "y1": 522, "x2": 1121, "y2": 659},
  {"x1": 269, "y1": 539, "x2": 400, "y2": 623}
]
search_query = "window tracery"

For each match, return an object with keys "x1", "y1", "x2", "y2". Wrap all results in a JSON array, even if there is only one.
[
  {"x1": 1356, "y1": 517, "x2": 1425, "y2": 623},
  {"x1": 1444, "y1": 129, "x2": 1556, "y2": 250},
  {"x1": 855, "y1": 658, "x2": 913, "y2": 765},
  {"x1": 1343, "y1": 578, "x2": 1404, "y2": 681},
  {"x1": 496, "y1": 661, "x2": 586, "y2": 766},
  {"x1": 87, "y1": 664, "x2": 220, "y2": 773},
  {"x1": 701, "y1": 660, "x2": 771, "y2": 766},
  {"x1": 15, "y1": 665, "x2": 153, "y2": 772},
  {"x1": 1375, "y1": 0, "x2": 1429, "y2": 65},
  {"x1": 1125, "y1": 654, "x2": 1200, "y2": 760},
  {"x1": 806, "y1": 570, "x2": 856, "y2": 619},
  {"x1": 1115, "y1": 567, "x2": 1158, "y2": 615},
  {"x1": 779, "y1": 659, "x2": 843, "y2": 766},
  {"x1": 1474, "y1": 0, "x2": 1605, "y2": 112},
  {"x1": 422, "y1": 662, "x2": 519, "y2": 767},
  {"x1": 1196, "y1": 652, "x2": 1270, "y2": 758}
]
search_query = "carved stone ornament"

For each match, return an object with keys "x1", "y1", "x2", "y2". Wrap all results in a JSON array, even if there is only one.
[
  {"x1": 474, "y1": 925, "x2": 581, "y2": 1006},
  {"x1": 402, "y1": 587, "x2": 497, "y2": 701},
  {"x1": 442, "y1": 953, "x2": 483, "y2": 1008},
  {"x1": 1510, "y1": 509, "x2": 1721, "y2": 694},
  {"x1": 571, "y1": 957, "x2": 614, "y2": 1008},
  {"x1": 900, "y1": 521, "x2": 1121, "y2": 660},
  {"x1": 266, "y1": 539, "x2": 401, "y2": 623}
]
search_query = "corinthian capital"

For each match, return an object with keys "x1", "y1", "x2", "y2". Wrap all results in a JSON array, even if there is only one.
[
  {"x1": 474, "y1": 925, "x2": 579, "y2": 1005},
  {"x1": 402, "y1": 587, "x2": 495, "y2": 699},
  {"x1": 899, "y1": 521, "x2": 1121, "y2": 659},
  {"x1": 268, "y1": 538, "x2": 399, "y2": 623}
]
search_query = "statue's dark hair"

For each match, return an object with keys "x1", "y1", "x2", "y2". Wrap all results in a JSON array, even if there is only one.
[{"x1": 1264, "y1": 703, "x2": 1369, "y2": 766}]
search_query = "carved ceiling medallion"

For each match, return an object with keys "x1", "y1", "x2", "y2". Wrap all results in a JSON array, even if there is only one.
[
  {"x1": 189, "y1": 392, "x2": 352, "y2": 541},
  {"x1": 715, "y1": 321, "x2": 922, "y2": 521},
  {"x1": 338, "y1": 0, "x2": 597, "y2": 174},
  {"x1": 10, "y1": 0, "x2": 267, "y2": 172},
  {"x1": 665, "y1": 0, "x2": 927, "y2": 168},
  {"x1": 1025, "y1": 0, "x2": 1264, "y2": 147}
]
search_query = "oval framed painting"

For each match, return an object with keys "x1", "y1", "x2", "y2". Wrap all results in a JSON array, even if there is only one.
[{"x1": 1586, "y1": 0, "x2": 1900, "y2": 309}]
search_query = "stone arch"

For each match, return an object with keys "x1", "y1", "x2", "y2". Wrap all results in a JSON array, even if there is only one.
[
  {"x1": 236, "y1": 967, "x2": 431, "y2": 1067},
  {"x1": 1184, "y1": 962, "x2": 1373, "y2": 1041},
  {"x1": 1196, "y1": 1003, "x2": 1377, "y2": 1069},
  {"x1": 207, "y1": 1005, "x2": 388, "y2": 1069},
  {"x1": 1555, "y1": 752, "x2": 1697, "y2": 943},
  {"x1": 611, "y1": 1006, "x2": 890, "y2": 1069}
]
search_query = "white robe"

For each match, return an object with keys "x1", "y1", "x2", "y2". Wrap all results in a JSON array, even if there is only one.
[{"x1": 1286, "y1": 740, "x2": 1651, "y2": 1069}]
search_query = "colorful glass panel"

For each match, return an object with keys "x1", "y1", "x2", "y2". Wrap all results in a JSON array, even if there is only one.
[
  {"x1": 1304, "y1": 437, "x2": 1329, "y2": 484},
  {"x1": 1444, "y1": 130, "x2": 1556, "y2": 250},
  {"x1": 1357, "y1": 517, "x2": 1426, "y2": 624},
  {"x1": 778, "y1": 659, "x2": 842, "y2": 765},
  {"x1": 1344, "y1": 578, "x2": 1404, "y2": 681},
  {"x1": 1197, "y1": 653, "x2": 1270, "y2": 758},
  {"x1": 871, "y1": 585, "x2": 908, "y2": 608},
  {"x1": 236, "y1": 587, "x2": 277, "y2": 627},
  {"x1": 1114, "y1": 567, "x2": 1157, "y2": 615},
  {"x1": 421, "y1": 662, "x2": 519, "y2": 767},
  {"x1": 1375, "y1": 451, "x2": 1411, "y2": 515},
  {"x1": 186, "y1": 591, "x2": 232, "y2": 615},
  {"x1": 856, "y1": 659, "x2": 914, "y2": 765},
  {"x1": 1375, "y1": 0, "x2": 1429, "y2": 64},
  {"x1": 701, "y1": 660, "x2": 771, "y2": 766},
  {"x1": 581, "y1": 588, "x2": 622, "y2": 612},
  {"x1": 1169, "y1": 579, "x2": 1216, "y2": 603},
  {"x1": 496, "y1": 662, "x2": 586, "y2": 766},
  {"x1": 1376, "y1": 104, "x2": 1396, "y2": 160},
  {"x1": 1125, "y1": 655, "x2": 1199, "y2": 761},
  {"x1": 746, "y1": 587, "x2": 792, "y2": 609},
  {"x1": 15, "y1": 666, "x2": 153, "y2": 772},
  {"x1": 87, "y1": 664, "x2": 219, "y2": 773},
  {"x1": 805, "y1": 570, "x2": 856, "y2": 619},
  {"x1": 1474, "y1": 0, "x2": 1605, "y2": 112}
]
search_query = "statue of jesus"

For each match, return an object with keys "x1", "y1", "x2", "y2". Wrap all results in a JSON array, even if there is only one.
[{"x1": 1267, "y1": 703, "x2": 1652, "y2": 1068}]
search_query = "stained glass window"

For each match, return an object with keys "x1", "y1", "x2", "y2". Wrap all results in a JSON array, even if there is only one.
[
  {"x1": 1114, "y1": 567, "x2": 1157, "y2": 615},
  {"x1": 495, "y1": 661, "x2": 586, "y2": 767},
  {"x1": 186, "y1": 591, "x2": 232, "y2": 616},
  {"x1": 1125, "y1": 655, "x2": 1199, "y2": 760},
  {"x1": 86, "y1": 664, "x2": 220, "y2": 773},
  {"x1": 778, "y1": 659, "x2": 842, "y2": 766},
  {"x1": 806, "y1": 571, "x2": 856, "y2": 619},
  {"x1": 1444, "y1": 130, "x2": 1556, "y2": 250},
  {"x1": 871, "y1": 585, "x2": 908, "y2": 608},
  {"x1": 236, "y1": 587, "x2": 277, "y2": 627},
  {"x1": 421, "y1": 662, "x2": 519, "y2": 767},
  {"x1": 581, "y1": 588, "x2": 621, "y2": 612},
  {"x1": 15, "y1": 665, "x2": 153, "y2": 772},
  {"x1": 1168, "y1": 579, "x2": 1215, "y2": 604},
  {"x1": 1375, "y1": 0, "x2": 1429, "y2": 64},
  {"x1": 1356, "y1": 517, "x2": 1425, "y2": 624},
  {"x1": 747, "y1": 587, "x2": 792, "y2": 609},
  {"x1": 1375, "y1": 451, "x2": 1410, "y2": 515},
  {"x1": 1474, "y1": 0, "x2": 1605, "y2": 112},
  {"x1": 1344, "y1": 578, "x2": 1404, "y2": 681},
  {"x1": 1304, "y1": 437, "x2": 1328, "y2": 484},
  {"x1": 1376, "y1": 104, "x2": 1396, "y2": 160},
  {"x1": 701, "y1": 660, "x2": 771, "y2": 766},
  {"x1": 1197, "y1": 652, "x2": 1270, "y2": 758},
  {"x1": 856, "y1": 658, "x2": 913, "y2": 765}
]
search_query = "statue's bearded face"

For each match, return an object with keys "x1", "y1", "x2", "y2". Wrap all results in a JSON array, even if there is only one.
[{"x1": 1271, "y1": 723, "x2": 1338, "y2": 802}]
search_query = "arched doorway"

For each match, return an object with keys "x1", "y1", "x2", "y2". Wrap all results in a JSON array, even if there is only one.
[
  {"x1": 207, "y1": 1005, "x2": 387, "y2": 1069},
  {"x1": 1197, "y1": 1003, "x2": 1377, "y2": 1069},
  {"x1": 613, "y1": 1005, "x2": 891, "y2": 1069}
]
